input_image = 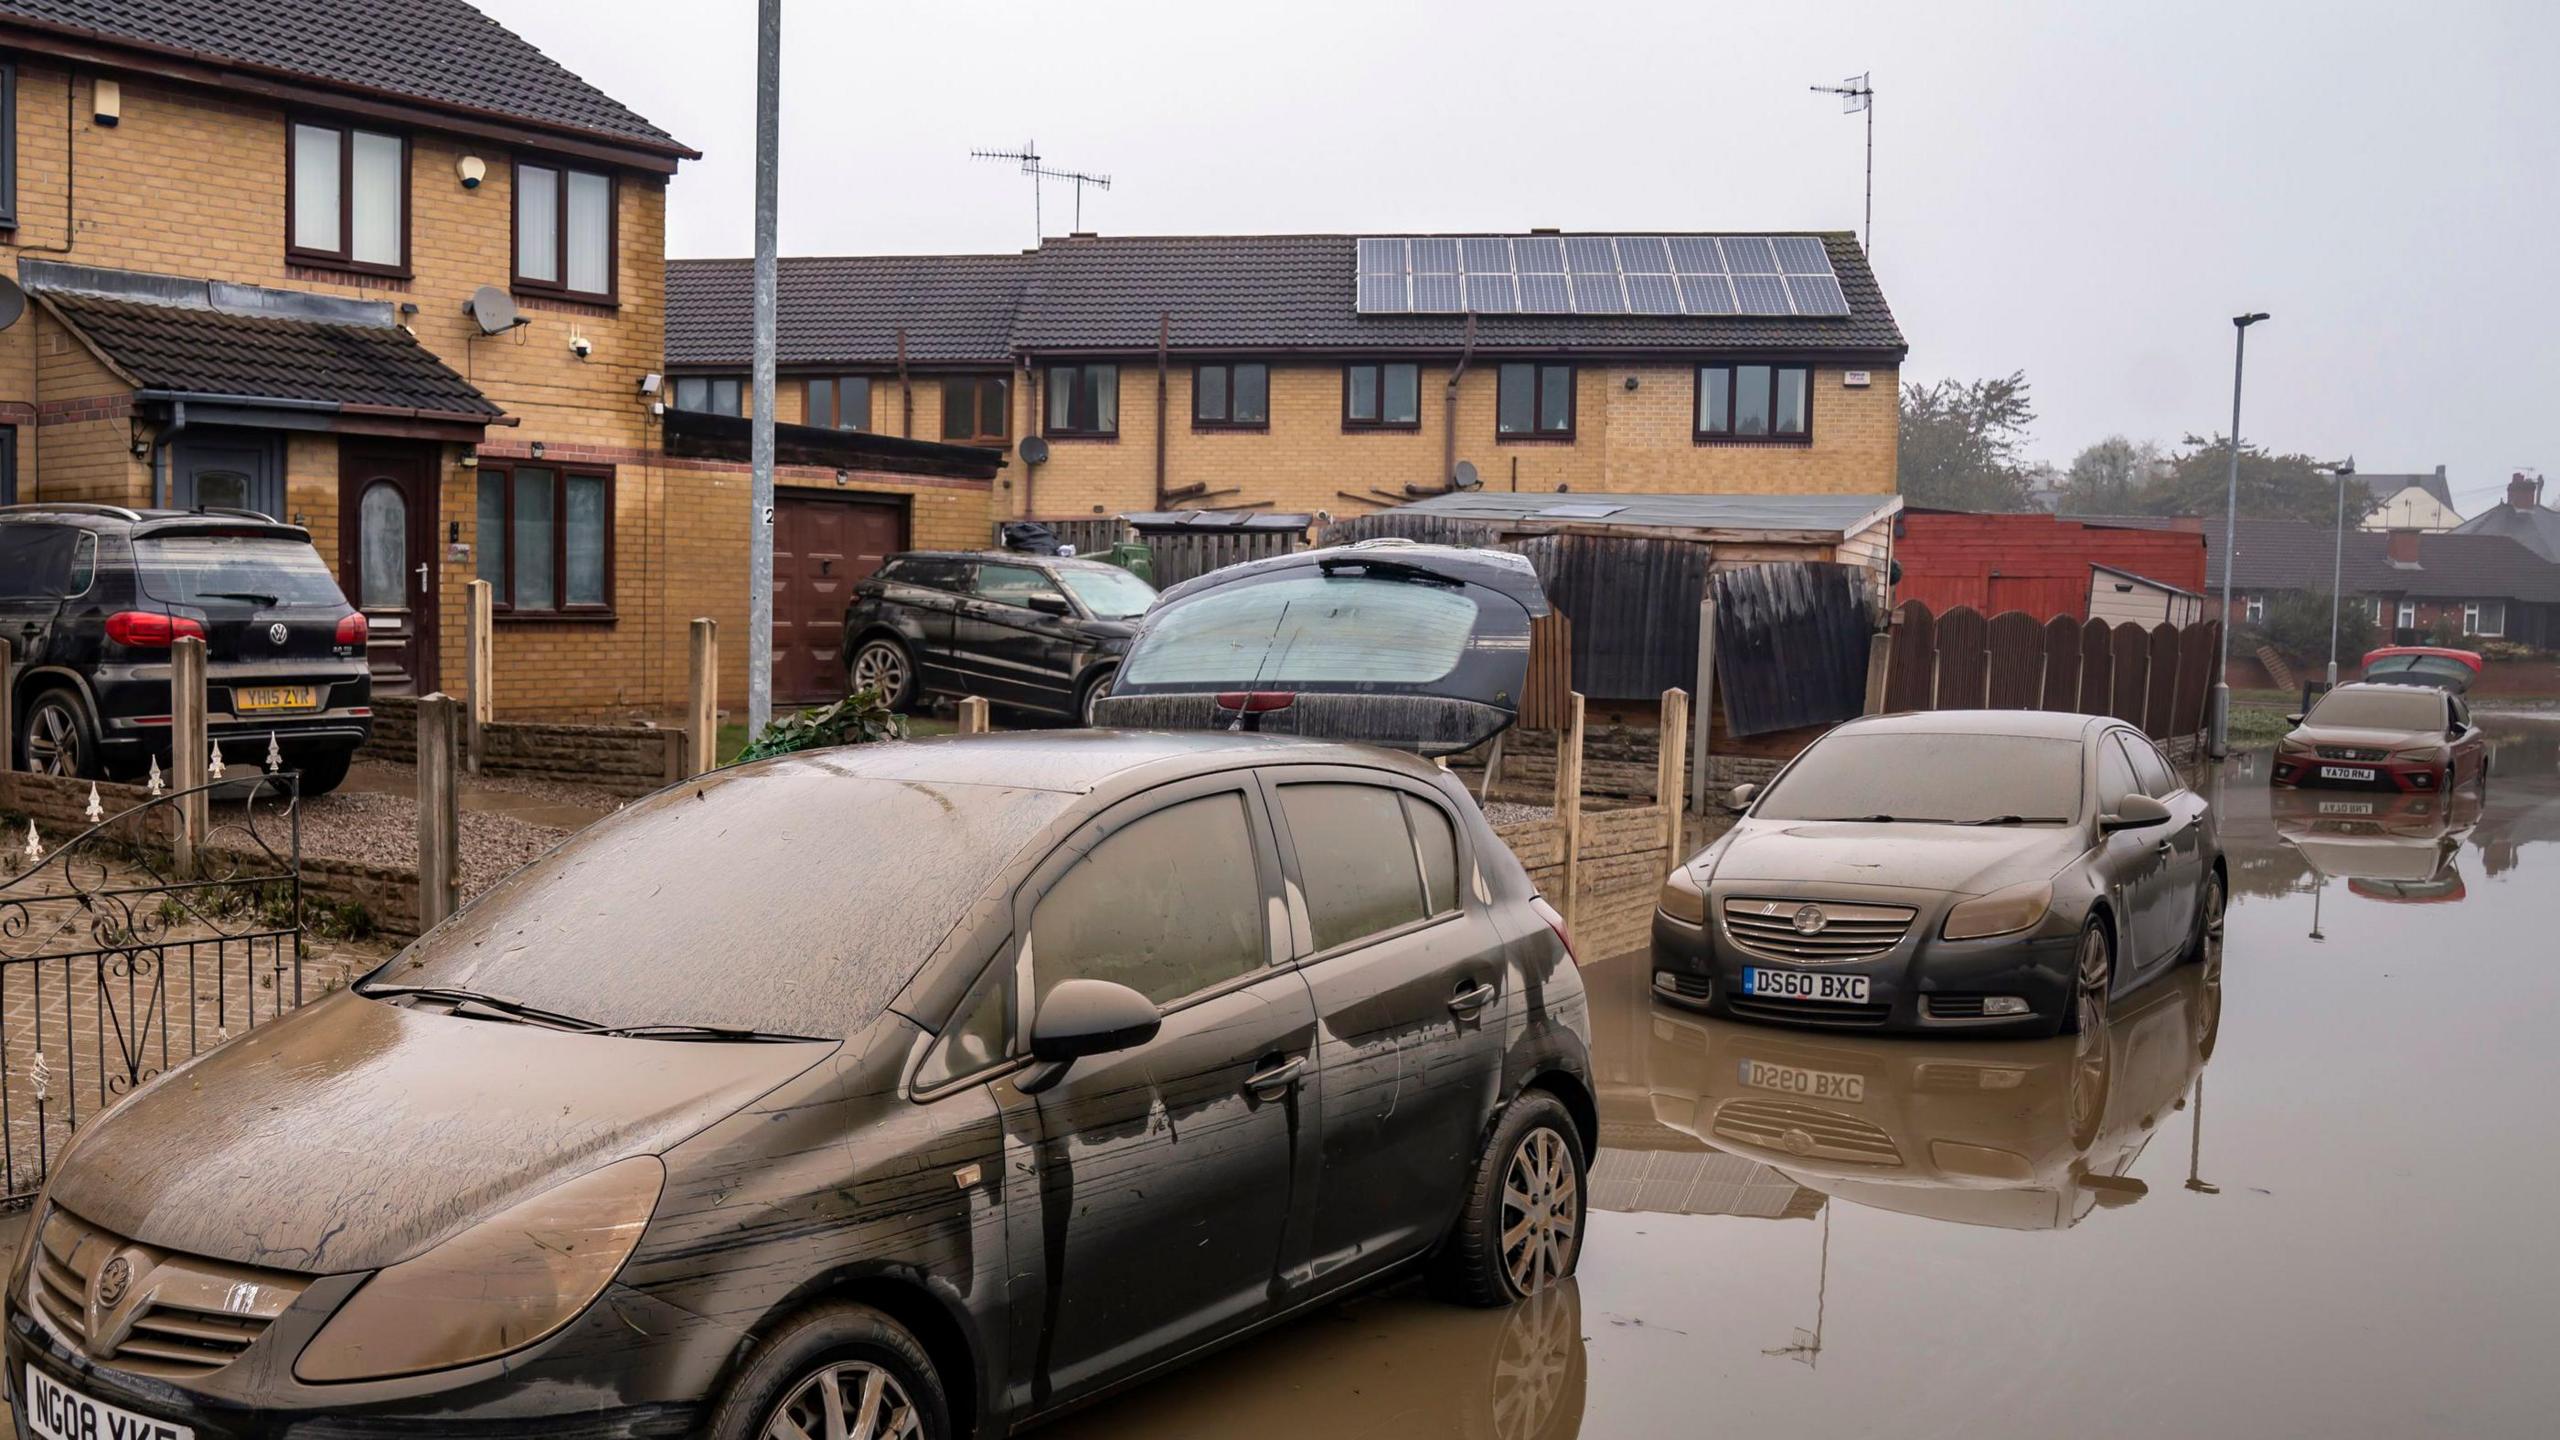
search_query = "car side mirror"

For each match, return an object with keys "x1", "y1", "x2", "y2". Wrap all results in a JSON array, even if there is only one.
[
  {"x1": 1017, "y1": 979, "x2": 1160, "y2": 1094},
  {"x1": 2100, "y1": 793, "x2": 2173, "y2": 834},
  {"x1": 2082, "y1": 1172, "x2": 2149, "y2": 1208},
  {"x1": 1027, "y1": 593, "x2": 1072, "y2": 616},
  {"x1": 2286, "y1": 713, "x2": 2306, "y2": 726},
  {"x1": 1727, "y1": 783, "x2": 1759, "y2": 813}
]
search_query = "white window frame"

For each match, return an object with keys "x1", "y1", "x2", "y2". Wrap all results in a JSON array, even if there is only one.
[
  {"x1": 2243, "y1": 592, "x2": 2266, "y2": 623},
  {"x1": 2396, "y1": 600, "x2": 2417, "y2": 629},
  {"x1": 2463, "y1": 600, "x2": 2505, "y2": 638}
]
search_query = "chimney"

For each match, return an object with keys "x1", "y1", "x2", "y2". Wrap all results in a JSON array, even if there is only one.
[
  {"x1": 2512, "y1": 471, "x2": 2542, "y2": 511},
  {"x1": 2386, "y1": 528, "x2": 2422, "y2": 566}
]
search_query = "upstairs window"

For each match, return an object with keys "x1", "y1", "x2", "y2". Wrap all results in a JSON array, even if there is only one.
[
  {"x1": 941, "y1": 376, "x2": 1011, "y2": 444},
  {"x1": 1046, "y1": 364, "x2": 1119, "y2": 438},
  {"x1": 803, "y1": 376, "x2": 870, "y2": 431},
  {"x1": 515, "y1": 160, "x2": 616, "y2": 302},
  {"x1": 1344, "y1": 362, "x2": 1421, "y2": 429},
  {"x1": 1497, "y1": 363, "x2": 1574, "y2": 439},
  {"x1": 672, "y1": 376, "x2": 744, "y2": 415},
  {"x1": 1697, "y1": 363, "x2": 1810, "y2": 441},
  {"x1": 1194, "y1": 362, "x2": 1269, "y2": 428},
  {"x1": 289, "y1": 120, "x2": 408, "y2": 273}
]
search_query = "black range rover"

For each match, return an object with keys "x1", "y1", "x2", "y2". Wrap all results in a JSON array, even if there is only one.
[{"x1": 1, "y1": 505, "x2": 373, "y2": 794}]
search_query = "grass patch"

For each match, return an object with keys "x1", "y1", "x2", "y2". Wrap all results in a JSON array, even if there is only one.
[{"x1": 2224, "y1": 705, "x2": 2298, "y2": 746}]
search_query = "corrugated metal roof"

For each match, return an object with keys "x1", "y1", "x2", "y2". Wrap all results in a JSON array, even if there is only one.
[{"x1": 1391, "y1": 490, "x2": 1901, "y2": 538}]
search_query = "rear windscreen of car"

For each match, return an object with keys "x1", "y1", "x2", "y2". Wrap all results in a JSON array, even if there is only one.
[
  {"x1": 1755, "y1": 733, "x2": 2085, "y2": 824},
  {"x1": 374, "y1": 762, "x2": 1074, "y2": 1037},
  {"x1": 2367, "y1": 656, "x2": 2469, "y2": 683},
  {"x1": 2310, "y1": 689, "x2": 2446, "y2": 730},
  {"x1": 1057, "y1": 566, "x2": 1157, "y2": 619},
  {"x1": 135, "y1": 536, "x2": 351, "y2": 609},
  {"x1": 1119, "y1": 574, "x2": 1478, "y2": 687}
]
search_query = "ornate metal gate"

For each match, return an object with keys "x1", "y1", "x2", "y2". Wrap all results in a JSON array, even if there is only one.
[{"x1": 0, "y1": 776, "x2": 304, "y2": 1203}]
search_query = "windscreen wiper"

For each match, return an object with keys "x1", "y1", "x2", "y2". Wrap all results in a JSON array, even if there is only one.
[
  {"x1": 203, "y1": 590, "x2": 281, "y2": 605},
  {"x1": 359, "y1": 984, "x2": 605, "y2": 1032},
  {"x1": 1312, "y1": 555, "x2": 1462, "y2": 587},
  {"x1": 1958, "y1": 814, "x2": 2068, "y2": 826},
  {"x1": 596, "y1": 1023, "x2": 830, "y2": 1043}
]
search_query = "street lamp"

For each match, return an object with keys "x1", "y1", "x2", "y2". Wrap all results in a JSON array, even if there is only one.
[
  {"x1": 2325, "y1": 456, "x2": 2356, "y2": 689},
  {"x1": 2209, "y1": 311, "x2": 2271, "y2": 760}
]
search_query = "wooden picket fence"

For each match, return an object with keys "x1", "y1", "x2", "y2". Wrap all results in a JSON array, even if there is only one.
[{"x1": 1881, "y1": 601, "x2": 2221, "y2": 741}]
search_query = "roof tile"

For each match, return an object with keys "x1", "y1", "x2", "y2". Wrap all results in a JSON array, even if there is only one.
[{"x1": 42, "y1": 290, "x2": 505, "y2": 419}]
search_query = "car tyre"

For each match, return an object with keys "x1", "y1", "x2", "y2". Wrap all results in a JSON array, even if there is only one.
[
  {"x1": 19, "y1": 688, "x2": 99, "y2": 779},
  {"x1": 1076, "y1": 665, "x2": 1117, "y2": 727},
  {"x1": 2180, "y1": 867, "x2": 2225, "y2": 966},
  {"x1": 707, "y1": 1301, "x2": 948, "y2": 1440},
  {"x1": 849, "y1": 636, "x2": 919, "y2": 713},
  {"x1": 2062, "y1": 918, "x2": 2113, "y2": 1036},
  {"x1": 1431, "y1": 1091, "x2": 1586, "y2": 1308},
  {"x1": 296, "y1": 748, "x2": 354, "y2": 798}
]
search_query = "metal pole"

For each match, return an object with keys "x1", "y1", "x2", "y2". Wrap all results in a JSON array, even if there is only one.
[
  {"x1": 2326, "y1": 471, "x2": 2346, "y2": 688},
  {"x1": 1863, "y1": 89, "x2": 1874, "y2": 259},
  {"x1": 746, "y1": 0, "x2": 781, "y2": 737},
  {"x1": 2209, "y1": 312, "x2": 2267, "y2": 759}
]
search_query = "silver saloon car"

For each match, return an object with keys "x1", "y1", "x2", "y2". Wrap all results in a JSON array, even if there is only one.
[{"x1": 1650, "y1": 711, "x2": 2223, "y2": 1037}]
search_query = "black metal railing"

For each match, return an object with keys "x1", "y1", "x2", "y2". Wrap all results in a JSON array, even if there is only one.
[{"x1": 0, "y1": 774, "x2": 303, "y2": 1203}]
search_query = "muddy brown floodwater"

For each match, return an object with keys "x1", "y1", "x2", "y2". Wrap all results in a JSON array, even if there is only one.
[{"x1": 1048, "y1": 714, "x2": 2560, "y2": 1440}]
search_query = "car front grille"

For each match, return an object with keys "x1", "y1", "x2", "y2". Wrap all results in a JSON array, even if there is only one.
[
  {"x1": 27, "y1": 1205, "x2": 310, "y2": 1380},
  {"x1": 2316, "y1": 746, "x2": 2389, "y2": 762},
  {"x1": 1727, "y1": 994, "x2": 1895, "y2": 1028},
  {"x1": 1712, "y1": 1097, "x2": 1901, "y2": 1165},
  {"x1": 1722, "y1": 898, "x2": 1916, "y2": 964}
]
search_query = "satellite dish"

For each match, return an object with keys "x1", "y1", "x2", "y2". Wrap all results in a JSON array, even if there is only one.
[
  {"x1": 464, "y1": 285, "x2": 520, "y2": 336},
  {"x1": 1452, "y1": 460, "x2": 1482, "y2": 492},
  {"x1": 1018, "y1": 435, "x2": 1051, "y2": 466},
  {"x1": 0, "y1": 276, "x2": 24, "y2": 334}
]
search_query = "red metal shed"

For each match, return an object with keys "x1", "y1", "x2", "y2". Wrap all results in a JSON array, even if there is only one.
[{"x1": 1893, "y1": 512, "x2": 2208, "y2": 621}]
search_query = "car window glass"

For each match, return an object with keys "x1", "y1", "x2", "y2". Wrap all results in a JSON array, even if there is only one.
[
  {"x1": 1405, "y1": 794, "x2": 1460, "y2": 916},
  {"x1": 2123, "y1": 733, "x2": 2178, "y2": 797},
  {"x1": 2307, "y1": 688, "x2": 2446, "y2": 730},
  {"x1": 1121, "y1": 573, "x2": 1478, "y2": 686},
  {"x1": 895, "y1": 558, "x2": 962, "y2": 593},
  {"x1": 1754, "y1": 733, "x2": 2083, "y2": 823},
  {"x1": 134, "y1": 537, "x2": 348, "y2": 608},
  {"x1": 976, "y1": 563, "x2": 1052, "y2": 605},
  {"x1": 1030, "y1": 791, "x2": 1265, "y2": 1009},
  {"x1": 1280, "y1": 783, "x2": 1429, "y2": 952},
  {"x1": 2097, "y1": 736, "x2": 2140, "y2": 814},
  {"x1": 65, "y1": 533, "x2": 96, "y2": 594},
  {"x1": 0, "y1": 525, "x2": 74, "y2": 598},
  {"x1": 916, "y1": 947, "x2": 1014, "y2": 1092}
]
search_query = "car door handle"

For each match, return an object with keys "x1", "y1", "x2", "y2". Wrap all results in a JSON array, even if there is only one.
[
  {"x1": 1448, "y1": 981, "x2": 1499, "y2": 1016},
  {"x1": 1244, "y1": 1056, "x2": 1305, "y2": 1100}
]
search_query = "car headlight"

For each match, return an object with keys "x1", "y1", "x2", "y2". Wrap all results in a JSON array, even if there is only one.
[
  {"x1": 2276, "y1": 735, "x2": 2314, "y2": 754},
  {"x1": 295, "y1": 1156, "x2": 664, "y2": 1383},
  {"x1": 1941, "y1": 881, "x2": 2055, "y2": 941},
  {"x1": 2390, "y1": 746, "x2": 2445, "y2": 763},
  {"x1": 1657, "y1": 864, "x2": 1708, "y2": 925}
]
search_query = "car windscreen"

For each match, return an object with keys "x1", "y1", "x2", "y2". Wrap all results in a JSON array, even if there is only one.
[
  {"x1": 2366, "y1": 655, "x2": 2469, "y2": 682},
  {"x1": 369, "y1": 761, "x2": 1074, "y2": 1036},
  {"x1": 1057, "y1": 566, "x2": 1157, "y2": 619},
  {"x1": 2309, "y1": 688, "x2": 2445, "y2": 731},
  {"x1": 1119, "y1": 573, "x2": 1479, "y2": 687},
  {"x1": 1754, "y1": 733, "x2": 2086, "y2": 824},
  {"x1": 135, "y1": 536, "x2": 350, "y2": 609}
]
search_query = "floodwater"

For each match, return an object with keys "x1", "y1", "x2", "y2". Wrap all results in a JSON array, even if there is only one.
[{"x1": 1050, "y1": 714, "x2": 2560, "y2": 1440}]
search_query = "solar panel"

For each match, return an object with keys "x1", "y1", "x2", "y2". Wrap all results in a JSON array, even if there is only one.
[
  {"x1": 1514, "y1": 236, "x2": 1566, "y2": 273},
  {"x1": 1721, "y1": 237, "x2": 1778, "y2": 275},
  {"x1": 1518, "y1": 273, "x2": 1571, "y2": 313},
  {"x1": 1412, "y1": 273, "x2": 1463, "y2": 312},
  {"x1": 1625, "y1": 273, "x2": 1682, "y2": 315},
  {"x1": 1565, "y1": 236, "x2": 1618, "y2": 275},
  {"x1": 1462, "y1": 236, "x2": 1512, "y2": 273},
  {"x1": 1732, "y1": 274, "x2": 1791, "y2": 314},
  {"x1": 1411, "y1": 237, "x2": 1460, "y2": 275},
  {"x1": 1616, "y1": 236, "x2": 1671, "y2": 273},
  {"x1": 1678, "y1": 274, "x2": 1736, "y2": 314},
  {"x1": 1784, "y1": 273, "x2": 1849, "y2": 316},
  {"x1": 1357, "y1": 237, "x2": 1406, "y2": 275},
  {"x1": 1358, "y1": 273, "x2": 1410, "y2": 312},
  {"x1": 1771, "y1": 236, "x2": 1832, "y2": 275},
  {"x1": 1570, "y1": 273, "x2": 1625, "y2": 313},
  {"x1": 1465, "y1": 272, "x2": 1519, "y2": 313},
  {"x1": 1668, "y1": 237, "x2": 1726, "y2": 273}
]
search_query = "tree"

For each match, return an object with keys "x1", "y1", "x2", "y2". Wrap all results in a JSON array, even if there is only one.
[
  {"x1": 2244, "y1": 589, "x2": 2377, "y2": 672},
  {"x1": 2059, "y1": 435, "x2": 2159, "y2": 513},
  {"x1": 2131, "y1": 435, "x2": 2370, "y2": 524},
  {"x1": 1897, "y1": 372, "x2": 2037, "y2": 512}
]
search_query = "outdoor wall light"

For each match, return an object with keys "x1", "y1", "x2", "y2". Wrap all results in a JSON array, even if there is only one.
[
  {"x1": 834, "y1": 470, "x2": 849, "y2": 487},
  {"x1": 638, "y1": 372, "x2": 663, "y2": 396},
  {"x1": 530, "y1": 442, "x2": 546, "y2": 460},
  {"x1": 1624, "y1": 375, "x2": 1640, "y2": 391}
]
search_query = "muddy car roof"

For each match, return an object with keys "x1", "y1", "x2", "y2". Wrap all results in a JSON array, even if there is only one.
[
  {"x1": 1149, "y1": 539, "x2": 1553, "y2": 617},
  {"x1": 743, "y1": 728, "x2": 1443, "y2": 794},
  {"x1": 1849, "y1": 709, "x2": 2112, "y2": 740}
]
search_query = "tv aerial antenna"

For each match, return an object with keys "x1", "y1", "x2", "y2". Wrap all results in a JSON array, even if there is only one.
[
  {"x1": 1809, "y1": 73, "x2": 1875, "y2": 259},
  {"x1": 971, "y1": 139, "x2": 1113, "y2": 242}
]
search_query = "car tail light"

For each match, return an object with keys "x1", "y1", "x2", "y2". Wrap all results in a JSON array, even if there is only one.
[
  {"x1": 1213, "y1": 691, "x2": 1297, "y2": 714},
  {"x1": 104, "y1": 611, "x2": 204, "y2": 647},
  {"x1": 1529, "y1": 895, "x2": 1578, "y2": 967},
  {"x1": 335, "y1": 612, "x2": 370, "y2": 646}
]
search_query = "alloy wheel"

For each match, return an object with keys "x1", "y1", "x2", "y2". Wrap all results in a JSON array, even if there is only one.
[
  {"x1": 26, "y1": 701, "x2": 79, "y2": 776},
  {"x1": 2074, "y1": 925, "x2": 2112, "y2": 1036},
  {"x1": 1489, "y1": 1283, "x2": 1577, "y2": 1440},
  {"x1": 1079, "y1": 671, "x2": 1113, "y2": 726},
  {"x1": 764, "y1": 1360, "x2": 921, "y2": 1440},
  {"x1": 850, "y1": 644, "x2": 907, "y2": 700},
  {"x1": 1501, "y1": 1127, "x2": 1578, "y2": 1296},
  {"x1": 2198, "y1": 872, "x2": 2227, "y2": 963}
]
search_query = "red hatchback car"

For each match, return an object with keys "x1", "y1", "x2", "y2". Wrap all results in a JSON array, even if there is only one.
[{"x1": 2272, "y1": 682, "x2": 2490, "y2": 792}]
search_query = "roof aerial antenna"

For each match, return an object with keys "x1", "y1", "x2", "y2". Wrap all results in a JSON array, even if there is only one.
[
  {"x1": 1808, "y1": 73, "x2": 1875, "y2": 259},
  {"x1": 972, "y1": 139, "x2": 1113, "y2": 243}
]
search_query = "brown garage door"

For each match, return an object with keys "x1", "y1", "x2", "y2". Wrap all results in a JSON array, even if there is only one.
[{"x1": 773, "y1": 494, "x2": 907, "y2": 703}]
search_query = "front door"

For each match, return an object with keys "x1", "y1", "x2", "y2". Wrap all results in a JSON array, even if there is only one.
[
  {"x1": 175, "y1": 429, "x2": 284, "y2": 518},
  {"x1": 338, "y1": 442, "x2": 439, "y2": 695},
  {"x1": 772, "y1": 494, "x2": 906, "y2": 703}
]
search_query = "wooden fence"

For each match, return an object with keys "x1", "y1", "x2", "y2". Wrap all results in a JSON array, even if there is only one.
[
  {"x1": 1881, "y1": 601, "x2": 2220, "y2": 740},
  {"x1": 1519, "y1": 612, "x2": 1575, "y2": 731}
]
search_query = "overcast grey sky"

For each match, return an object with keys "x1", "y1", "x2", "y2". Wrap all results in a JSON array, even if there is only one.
[{"x1": 491, "y1": 0, "x2": 2554, "y2": 509}]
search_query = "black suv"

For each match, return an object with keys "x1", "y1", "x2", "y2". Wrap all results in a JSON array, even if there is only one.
[
  {"x1": 1, "y1": 505, "x2": 374, "y2": 794},
  {"x1": 842, "y1": 550, "x2": 1158, "y2": 724}
]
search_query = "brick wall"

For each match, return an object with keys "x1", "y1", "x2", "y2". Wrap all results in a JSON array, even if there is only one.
[{"x1": 361, "y1": 695, "x2": 679, "y2": 796}]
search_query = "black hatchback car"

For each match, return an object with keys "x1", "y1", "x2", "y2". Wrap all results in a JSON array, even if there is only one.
[
  {"x1": 1, "y1": 505, "x2": 373, "y2": 793},
  {"x1": 842, "y1": 551, "x2": 1158, "y2": 724}
]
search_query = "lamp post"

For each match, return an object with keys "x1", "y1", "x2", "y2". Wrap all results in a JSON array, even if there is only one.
[
  {"x1": 2325, "y1": 457, "x2": 2356, "y2": 689},
  {"x1": 2209, "y1": 311, "x2": 2271, "y2": 760}
]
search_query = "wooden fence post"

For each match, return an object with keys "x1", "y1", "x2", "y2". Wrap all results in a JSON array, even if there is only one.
[
  {"x1": 172, "y1": 634, "x2": 208, "y2": 871},
  {"x1": 1863, "y1": 628, "x2": 1893, "y2": 715},
  {"x1": 1557, "y1": 692, "x2": 1586, "y2": 939},
  {"x1": 686, "y1": 618, "x2": 720, "y2": 777},
  {"x1": 464, "y1": 579, "x2": 494, "y2": 775},
  {"x1": 957, "y1": 696, "x2": 991, "y2": 735},
  {"x1": 1657, "y1": 688, "x2": 1688, "y2": 859},
  {"x1": 1689, "y1": 596, "x2": 1717, "y2": 817},
  {"x1": 416, "y1": 694, "x2": 462, "y2": 930},
  {"x1": 0, "y1": 637, "x2": 14, "y2": 775}
]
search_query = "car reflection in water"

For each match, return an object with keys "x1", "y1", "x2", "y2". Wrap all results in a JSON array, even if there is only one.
[
  {"x1": 1642, "y1": 954, "x2": 2221, "y2": 1231},
  {"x1": 2270, "y1": 787, "x2": 2481, "y2": 904}
]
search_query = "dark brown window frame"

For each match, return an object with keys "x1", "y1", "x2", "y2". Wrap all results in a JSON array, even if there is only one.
[
  {"x1": 510, "y1": 157, "x2": 620, "y2": 304},
  {"x1": 800, "y1": 374, "x2": 873, "y2": 432},
  {"x1": 1695, "y1": 362, "x2": 1814, "y2": 445},
  {"x1": 0, "y1": 64, "x2": 18, "y2": 231},
  {"x1": 1192, "y1": 361, "x2": 1271, "y2": 431},
  {"x1": 1495, "y1": 362, "x2": 1576, "y2": 442},
  {"x1": 671, "y1": 375, "x2": 746, "y2": 416},
  {"x1": 1044, "y1": 363, "x2": 1120, "y2": 440},
  {"x1": 940, "y1": 374, "x2": 1012, "y2": 445},
  {"x1": 477, "y1": 461, "x2": 617, "y2": 622},
  {"x1": 285, "y1": 117, "x2": 412, "y2": 278},
  {"x1": 1342, "y1": 362, "x2": 1423, "y2": 431}
]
